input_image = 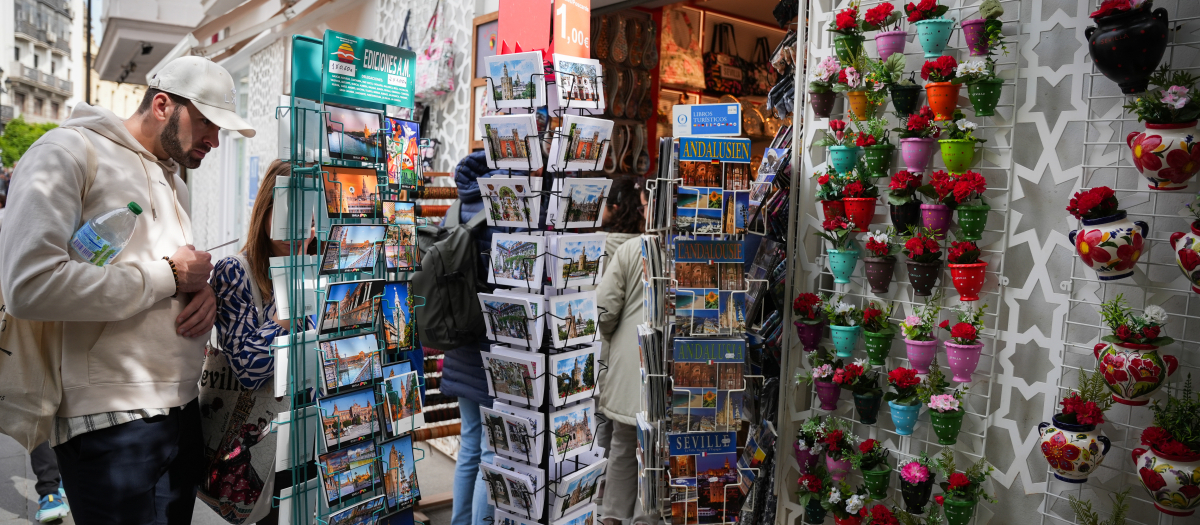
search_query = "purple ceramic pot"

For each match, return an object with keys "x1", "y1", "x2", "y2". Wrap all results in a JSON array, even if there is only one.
[
  {"x1": 794, "y1": 320, "x2": 825, "y2": 352},
  {"x1": 815, "y1": 380, "x2": 842, "y2": 411},
  {"x1": 793, "y1": 442, "x2": 820, "y2": 475},
  {"x1": 962, "y1": 19, "x2": 988, "y2": 56},
  {"x1": 900, "y1": 137, "x2": 939, "y2": 173},
  {"x1": 920, "y1": 203, "x2": 953, "y2": 239},
  {"x1": 875, "y1": 30, "x2": 908, "y2": 60},
  {"x1": 945, "y1": 341, "x2": 985, "y2": 382},
  {"x1": 827, "y1": 455, "x2": 852, "y2": 482},
  {"x1": 905, "y1": 338, "x2": 939, "y2": 374}
]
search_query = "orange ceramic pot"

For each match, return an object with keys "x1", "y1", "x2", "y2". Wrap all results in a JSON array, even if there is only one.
[
  {"x1": 925, "y1": 82, "x2": 962, "y2": 121},
  {"x1": 846, "y1": 90, "x2": 876, "y2": 120}
]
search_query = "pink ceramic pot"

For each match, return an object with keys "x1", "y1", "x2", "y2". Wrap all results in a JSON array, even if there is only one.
[
  {"x1": 904, "y1": 338, "x2": 939, "y2": 374},
  {"x1": 815, "y1": 380, "x2": 842, "y2": 411},
  {"x1": 794, "y1": 320, "x2": 825, "y2": 352},
  {"x1": 961, "y1": 18, "x2": 989, "y2": 56},
  {"x1": 875, "y1": 30, "x2": 908, "y2": 60},
  {"x1": 793, "y1": 442, "x2": 820, "y2": 475},
  {"x1": 944, "y1": 341, "x2": 984, "y2": 382},
  {"x1": 900, "y1": 137, "x2": 939, "y2": 173},
  {"x1": 826, "y1": 455, "x2": 852, "y2": 482},
  {"x1": 920, "y1": 203, "x2": 953, "y2": 239}
]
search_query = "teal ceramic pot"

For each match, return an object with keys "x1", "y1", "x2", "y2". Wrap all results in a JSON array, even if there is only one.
[
  {"x1": 888, "y1": 400, "x2": 921, "y2": 435},
  {"x1": 914, "y1": 18, "x2": 955, "y2": 58},
  {"x1": 828, "y1": 145, "x2": 862, "y2": 175},
  {"x1": 830, "y1": 325, "x2": 862, "y2": 358},
  {"x1": 828, "y1": 248, "x2": 860, "y2": 284}
]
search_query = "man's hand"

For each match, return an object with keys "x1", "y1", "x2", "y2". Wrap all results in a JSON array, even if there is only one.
[
  {"x1": 170, "y1": 244, "x2": 213, "y2": 293},
  {"x1": 177, "y1": 285, "x2": 217, "y2": 338}
]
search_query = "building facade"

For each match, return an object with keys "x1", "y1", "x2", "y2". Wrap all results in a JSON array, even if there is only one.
[{"x1": 3, "y1": 0, "x2": 79, "y2": 124}]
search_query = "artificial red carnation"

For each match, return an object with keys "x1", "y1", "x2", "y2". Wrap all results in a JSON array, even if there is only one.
[
  {"x1": 948, "y1": 472, "x2": 970, "y2": 490},
  {"x1": 939, "y1": 319, "x2": 950, "y2": 329},
  {"x1": 1090, "y1": 0, "x2": 1135, "y2": 19},
  {"x1": 907, "y1": 114, "x2": 932, "y2": 132},
  {"x1": 1074, "y1": 401, "x2": 1105, "y2": 426},
  {"x1": 866, "y1": 238, "x2": 890, "y2": 257},
  {"x1": 860, "y1": 439, "x2": 879, "y2": 454},
  {"x1": 869, "y1": 504, "x2": 898, "y2": 525},
  {"x1": 864, "y1": 3, "x2": 894, "y2": 27},
  {"x1": 905, "y1": 237, "x2": 927, "y2": 256},
  {"x1": 935, "y1": 495, "x2": 945, "y2": 506},
  {"x1": 856, "y1": 134, "x2": 877, "y2": 147},
  {"x1": 819, "y1": 174, "x2": 832, "y2": 186},
  {"x1": 1158, "y1": 440, "x2": 1197, "y2": 457},
  {"x1": 921, "y1": 56, "x2": 958, "y2": 81},
  {"x1": 888, "y1": 367, "x2": 920, "y2": 389},
  {"x1": 1115, "y1": 325, "x2": 1135, "y2": 342},
  {"x1": 952, "y1": 171, "x2": 987, "y2": 204},
  {"x1": 1142, "y1": 325, "x2": 1161, "y2": 340},
  {"x1": 1142, "y1": 426, "x2": 1173, "y2": 447},
  {"x1": 824, "y1": 429, "x2": 845, "y2": 451},
  {"x1": 830, "y1": 119, "x2": 848, "y2": 133},
  {"x1": 950, "y1": 322, "x2": 977, "y2": 342},
  {"x1": 838, "y1": 69, "x2": 850, "y2": 84},
  {"x1": 1066, "y1": 186, "x2": 1119, "y2": 220},
  {"x1": 833, "y1": 369, "x2": 847, "y2": 385},
  {"x1": 844, "y1": 181, "x2": 865, "y2": 198},
  {"x1": 890, "y1": 170, "x2": 922, "y2": 191},
  {"x1": 929, "y1": 170, "x2": 955, "y2": 202},
  {"x1": 835, "y1": 8, "x2": 859, "y2": 31},
  {"x1": 794, "y1": 293, "x2": 822, "y2": 320},
  {"x1": 798, "y1": 474, "x2": 823, "y2": 492},
  {"x1": 823, "y1": 216, "x2": 852, "y2": 231},
  {"x1": 947, "y1": 240, "x2": 981, "y2": 264}
]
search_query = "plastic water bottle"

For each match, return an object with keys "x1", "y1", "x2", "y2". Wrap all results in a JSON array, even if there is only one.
[{"x1": 70, "y1": 202, "x2": 143, "y2": 266}]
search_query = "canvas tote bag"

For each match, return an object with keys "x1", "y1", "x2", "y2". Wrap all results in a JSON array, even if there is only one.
[
  {"x1": 197, "y1": 254, "x2": 290, "y2": 525},
  {"x1": 703, "y1": 23, "x2": 746, "y2": 95},
  {"x1": 0, "y1": 127, "x2": 95, "y2": 452},
  {"x1": 415, "y1": 0, "x2": 456, "y2": 102}
]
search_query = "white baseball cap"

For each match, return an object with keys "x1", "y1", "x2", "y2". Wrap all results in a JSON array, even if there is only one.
[{"x1": 148, "y1": 56, "x2": 256, "y2": 138}]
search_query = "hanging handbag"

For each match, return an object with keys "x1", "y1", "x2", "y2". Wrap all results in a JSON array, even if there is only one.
[
  {"x1": 746, "y1": 37, "x2": 779, "y2": 96},
  {"x1": 703, "y1": 23, "x2": 746, "y2": 95},
  {"x1": 660, "y1": 5, "x2": 706, "y2": 90},
  {"x1": 196, "y1": 255, "x2": 290, "y2": 525},
  {"x1": 415, "y1": 0, "x2": 456, "y2": 102}
]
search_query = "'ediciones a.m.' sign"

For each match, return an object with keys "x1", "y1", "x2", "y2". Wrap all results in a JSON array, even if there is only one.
[{"x1": 322, "y1": 29, "x2": 416, "y2": 108}]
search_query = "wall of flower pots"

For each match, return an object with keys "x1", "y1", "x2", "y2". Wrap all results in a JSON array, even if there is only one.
[{"x1": 778, "y1": 0, "x2": 1200, "y2": 524}]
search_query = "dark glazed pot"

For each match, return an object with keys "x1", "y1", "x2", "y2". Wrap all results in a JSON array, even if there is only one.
[
  {"x1": 901, "y1": 478, "x2": 935, "y2": 514},
  {"x1": 889, "y1": 84, "x2": 922, "y2": 116},
  {"x1": 805, "y1": 499, "x2": 827, "y2": 524},
  {"x1": 810, "y1": 91, "x2": 837, "y2": 119},
  {"x1": 853, "y1": 392, "x2": 882, "y2": 425},
  {"x1": 906, "y1": 259, "x2": 943, "y2": 297},
  {"x1": 1086, "y1": 7, "x2": 1170, "y2": 93},
  {"x1": 890, "y1": 201, "x2": 921, "y2": 235},
  {"x1": 862, "y1": 256, "x2": 896, "y2": 293}
]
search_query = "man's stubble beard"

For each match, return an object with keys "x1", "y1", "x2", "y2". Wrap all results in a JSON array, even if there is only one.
[{"x1": 160, "y1": 108, "x2": 201, "y2": 169}]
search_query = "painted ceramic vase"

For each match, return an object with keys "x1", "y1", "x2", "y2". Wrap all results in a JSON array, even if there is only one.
[
  {"x1": 794, "y1": 320, "x2": 825, "y2": 352},
  {"x1": 829, "y1": 145, "x2": 862, "y2": 175},
  {"x1": 925, "y1": 82, "x2": 961, "y2": 121},
  {"x1": 794, "y1": 441, "x2": 820, "y2": 475},
  {"x1": 805, "y1": 499, "x2": 827, "y2": 524},
  {"x1": 943, "y1": 497, "x2": 979, "y2": 525},
  {"x1": 956, "y1": 203, "x2": 991, "y2": 241},
  {"x1": 940, "y1": 139, "x2": 976, "y2": 173},
  {"x1": 862, "y1": 257, "x2": 896, "y2": 294},
  {"x1": 1093, "y1": 341, "x2": 1179, "y2": 406},
  {"x1": 862, "y1": 464, "x2": 892, "y2": 499},
  {"x1": 904, "y1": 338, "x2": 938, "y2": 374},
  {"x1": 900, "y1": 477, "x2": 934, "y2": 513},
  {"x1": 961, "y1": 18, "x2": 989, "y2": 56},
  {"x1": 811, "y1": 91, "x2": 838, "y2": 119},
  {"x1": 890, "y1": 84, "x2": 922, "y2": 116},
  {"x1": 914, "y1": 18, "x2": 954, "y2": 58},
  {"x1": 843, "y1": 197, "x2": 876, "y2": 232},
  {"x1": 1126, "y1": 121, "x2": 1200, "y2": 190},
  {"x1": 833, "y1": 34, "x2": 866, "y2": 64},
  {"x1": 920, "y1": 203, "x2": 952, "y2": 239},
  {"x1": 815, "y1": 380, "x2": 842, "y2": 411},
  {"x1": 846, "y1": 90, "x2": 876, "y2": 120},
  {"x1": 945, "y1": 341, "x2": 984, "y2": 383},
  {"x1": 853, "y1": 391, "x2": 882, "y2": 425},
  {"x1": 906, "y1": 259, "x2": 942, "y2": 297},
  {"x1": 1068, "y1": 210, "x2": 1148, "y2": 280},
  {"x1": 1086, "y1": 6, "x2": 1169, "y2": 93},
  {"x1": 929, "y1": 408, "x2": 965, "y2": 445},
  {"x1": 830, "y1": 325, "x2": 862, "y2": 358},
  {"x1": 821, "y1": 200, "x2": 846, "y2": 221},
  {"x1": 875, "y1": 30, "x2": 907, "y2": 60},
  {"x1": 827, "y1": 455, "x2": 852, "y2": 482},
  {"x1": 828, "y1": 248, "x2": 860, "y2": 284},
  {"x1": 1037, "y1": 413, "x2": 1112, "y2": 483},
  {"x1": 949, "y1": 261, "x2": 987, "y2": 302},
  {"x1": 862, "y1": 144, "x2": 895, "y2": 177},
  {"x1": 900, "y1": 137, "x2": 939, "y2": 172},
  {"x1": 1131, "y1": 445, "x2": 1200, "y2": 517},
  {"x1": 890, "y1": 201, "x2": 922, "y2": 235},
  {"x1": 889, "y1": 400, "x2": 922, "y2": 436},
  {"x1": 1169, "y1": 222, "x2": 1200, "y2": 293},
  {"x1": 862, "y1": 330, "x2": 895, "y2": 365},
  {"x1": 968, "y1": 78, "x2": 1004, "y2": 117}
]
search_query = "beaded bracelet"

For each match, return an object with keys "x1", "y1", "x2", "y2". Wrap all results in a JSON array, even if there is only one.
[{"x1": 163, "y1": 256, "x2": 179, "y2": 297}]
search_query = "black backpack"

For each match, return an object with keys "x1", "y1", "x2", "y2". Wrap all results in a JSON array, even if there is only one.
[{"x1": 412, "y1": 201, "x2": 488, "y2": 350}]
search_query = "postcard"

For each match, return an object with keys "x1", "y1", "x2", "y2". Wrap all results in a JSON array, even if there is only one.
[
  {"x1": 326, "y1": 494, "x2": 385, "y2": 525},
  {"x1": 675, "y1": 207, "x2": 723, "y2": 235},
  {"x1": 549, "y1": 399, "x2": 596, "y2": 463},
  {"x1": 382, "y1": 371, "x2": 424, "y2": 436},
  {"x1": 480, "y1": 176, "x2": 543, "y2": 227},
  {"x1": 494, "y1": 456, "x2": 545, "y2": 512},
  {"x1": 320, "y1": 225, "x2": 385, "y2": 274},
  {"x1": 553, "y1": 54, "x2": 605, "y2": 110},
  {"x1": 480, "y1": 293, "x2": 540, "y2": 347},
  {"x1": 723, "y1": 191, "x2": 750, "y2": 235},
  {"x1": 553, "y1": 503, "x2": 598, "y2": 525},
  {"x1": 379, "y1": 282, "x2": 415, "y2": 351},
  {"x1": 550, "y1": 178, "x2": 610, "y2": 229},
  {"x1": 383, "y1": 200, "x2": 416, "y2": 225},
  {"x1": 489, "y1": 401, "x2": 544, "y2": 461},
  {"x1": 548, "y1": 291, "x2": 598, "y2": 348},
  {"x1": 319, "y1": 333, "x2": 382, "y2": 394},
  {"x1": 484, "y1": 51, "x2": 547, "y2": 110},
  {"x1": 322, "y1": 166, "x2": 381, "y2": 219},
  {"x1": 495, "y1": 509, "x2": 541, "y2": 525},
  {"x1": 480, "y1": 462, "x2": 540, "y2": 519},
  {"x1": 550, "y1": 459, "x2": 605, "y2": 520},
  {"x1": 666, "y1": 431, "x2": 742, "y2": 525},
  {"x1": 384, "y1": 225, "x2": 420, "y2": 271},
  {"x1": 319, "y1": 279, "x2": 383, "y2": 334},
  {"x1": 489, "y1": 233, "x2": 546, "y2": 288},
  {"x1": 325, "y1": 104, "x2": 383, "y2": 162},
  {"x1": 489, "y1": 289, "x2": 546, "y2": 346},
  {"x1": 317, "y1": 441, "x2": 380, "y2": 507},
  {"x1": 482, "y1": 350, "x2": 545, "y2": 406},
  {"x1": 481, "y1": 114, "x2": 543, "y2": 171},
  {"x1": 377, "y1": 435, "x2": 421, "y2": 511},
  {"x1": 384, "y1": 117, "x2": 421, "y2": 188},
  {"x1": 550, "y1": 233, "x2": 606, "y2": 288},
  {"x1": 557, "y1": 116, "x2": 612, "y2": 172},
  {"x1": 549, "y1": 343, "x2": 600, "y2": 407},
  {"x1": 317, "y1": 388, "x2": 380, "y2": 451}
]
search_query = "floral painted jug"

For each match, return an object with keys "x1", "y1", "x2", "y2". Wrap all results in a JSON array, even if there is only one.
[
  {"x1": 1094, "y1": 342, "x2": 1178, "y2": 406},
  {"x1": 1069, "y1": 210, "x2": 1148, "y2": 280},
  {"x1": 1170, "y1": 221, "x2": 1200, "y2": 293},
  {"x1": 1038, "y1": 414, "x2": 1111, "y2": 483},
  {"x1": 1132, "y1": 445, "x2": 1200, "y2": 517},
  {"x1": 1127, "y1": 121, "x2": 1200, "y2": 190}
]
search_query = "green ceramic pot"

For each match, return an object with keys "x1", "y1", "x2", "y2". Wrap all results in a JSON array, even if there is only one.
[
  {"x1": 956, "y1": 203, "x2": 990, "y2": 241},
  {"x1": 930, "y1": 408, "x2": 966, "y2": 445},
  {"x1": 862, "y1": 144, "x2": 895, "y2": 177},
  {"x1": 833, "y1": 34, "x2": 866, "y2": 64},
  {"x1": 968, "y1": 78, "x2": 1004, "y2": 117},
  {"x1": 943, "y1": 496, "x2": 979, "y2": 525},
  {"x1": 862, "y1": 330, "x2": 895, "y2": 365},
  {"x1": 939, "y1": 139, "x2": 977, "y2": 173},
  {"x1": 862, "y1": 463, "x2": 893, "y2": 499}
]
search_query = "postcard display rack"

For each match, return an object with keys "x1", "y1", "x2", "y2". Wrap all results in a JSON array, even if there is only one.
[
  {"x1": 780, "y1": 0, "x2": 1025, "y2": 523},
  {"x1": 1037, "y1": 1, "x2": 1200, "y2": 524},
  {"x1": 471, "y1": 49, "x2": 617, "y2": 525},
  {"x1": 272, "y1": 34, "x2": 428, "y2": 525}
]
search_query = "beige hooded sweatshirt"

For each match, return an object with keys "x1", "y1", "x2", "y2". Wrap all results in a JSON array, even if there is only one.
[{"x1": 0, "y1": 103, "x2": 203, "y2": 417}]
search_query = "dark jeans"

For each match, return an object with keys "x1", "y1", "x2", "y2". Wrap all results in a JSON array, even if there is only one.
[
  {"x1": 54, "y1": 399, "x2": 202, "y2": 525},
  {"x1": 30, "y1": 441, "x2": 61, "y2": 497}
]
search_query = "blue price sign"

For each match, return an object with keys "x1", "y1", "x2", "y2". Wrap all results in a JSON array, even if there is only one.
[{"x1": 672, "y1": 103, "x2": 742, "y2": 137}]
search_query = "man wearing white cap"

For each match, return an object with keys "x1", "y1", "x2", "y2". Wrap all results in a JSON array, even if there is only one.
[{"x1": 0, "y1": 56, "x2": 255, "y2": 524}]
